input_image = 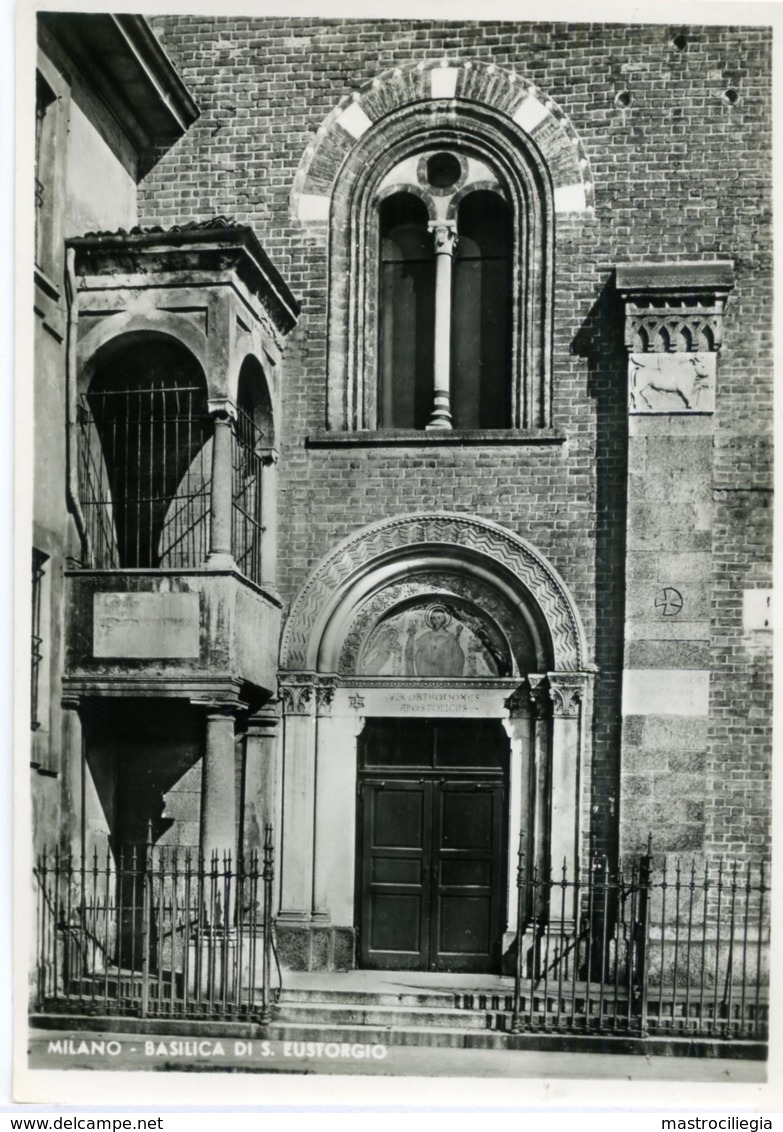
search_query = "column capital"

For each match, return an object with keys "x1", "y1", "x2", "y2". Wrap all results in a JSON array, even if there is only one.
[
  {"x1": 315, "y1": 676, "x2": 338, "y2": 716},
  {"x1": 190, "y1": 699, "x2": 247, "y2": 720},
  {"x1": 61, "y1": 694, "x2": 82, "y2": 711},
  {"x1": 279, "y1": 673, "x2": 316, "y2": 716},
  {"x1": 207, "y1": 398, "x2": 238, "y2": 421},
  {"x1": 246, "y1": 699, "x2": 281, "y2": 735},
  {"x1": 428, "y1": 221, "x2": 459, "y2": 256},
  {"x1": 547, "y1": 672, "x2": 591, "y2": 719}
]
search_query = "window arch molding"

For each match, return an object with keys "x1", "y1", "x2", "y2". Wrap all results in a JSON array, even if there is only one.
[{"x1": 327, "y1": 102, "x2": 555, "y2": 432}]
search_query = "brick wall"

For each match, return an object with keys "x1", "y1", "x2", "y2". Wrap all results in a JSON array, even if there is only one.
[{"x1": 138, "y1": 18, "x2": 772, "y2": 862}]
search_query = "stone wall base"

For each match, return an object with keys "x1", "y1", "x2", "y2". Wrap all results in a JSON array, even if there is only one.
[{"x1": 275, "y1": 923, "x2": 357, "y2": 971}]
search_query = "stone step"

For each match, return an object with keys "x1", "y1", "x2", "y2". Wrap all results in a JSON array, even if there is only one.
[
  {"x1": 278, "y1": 987, "x2": 465, "y2": 1008},
  {"x1": 274, "y1": 1002, "x2": 491, "y2": 1030},
  {"x1": 266, "y1": 1020, "x2": 514, "y2": 1050}
]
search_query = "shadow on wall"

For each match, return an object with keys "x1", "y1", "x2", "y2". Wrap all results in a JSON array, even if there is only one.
[
  {"x1": 571, "y1": 272, "x2": 628, "y2": 868},
  {"x1": 82, "y1": 698, "x2": 206, "y2": 853}
]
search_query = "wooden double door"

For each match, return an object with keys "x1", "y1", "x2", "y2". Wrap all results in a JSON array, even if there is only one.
[{"x1": 357, "y1": 718, "x2": 508, "y2": 973}]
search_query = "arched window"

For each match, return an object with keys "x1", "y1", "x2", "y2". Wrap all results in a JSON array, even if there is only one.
[
  {"x1": 80, "y1": 337, "x2": 212, "y2": 569},
  {"x1": 376, "y1": 161, "x2": 513, "y2": 431},
  {"x1": 378, "y1": 193, "x2": 435, "y2": 429},
  {"x1": 234, "y1": 357, "x2": 276, "y2": 586},
  {"x1": 324, "y1": 102, "x2": 555, "y2": 433},
  {"x1": 452, "y1": 191, "x2": 512, "y2": 430}
]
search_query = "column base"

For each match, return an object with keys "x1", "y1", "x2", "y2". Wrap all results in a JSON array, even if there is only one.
[
  {"x1": 275, "y1": 923, "x2": 356, "y2": 972},
  {"x1": 501, "y1": 922, "x2": 578, "y2": 979},
  {"x1": 205, "y1": 551, "x2": 237, "y2": 570}
]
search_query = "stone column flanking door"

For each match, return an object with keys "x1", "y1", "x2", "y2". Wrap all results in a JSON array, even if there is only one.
[
  {"x1": 310, "y1": 681, "x2": 365, "y2": 970},
  {"x1": 502, "y1": 685, "x2": 533, "y2": 954},
  {"x1": 276, "y1": 674, "x2": 316, "y2": 968},
  {"x1": 545, "y1": 672, "x2": 591, "y2": 930}
]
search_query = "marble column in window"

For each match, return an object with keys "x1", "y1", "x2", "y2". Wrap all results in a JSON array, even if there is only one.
[{"x1": 426, "y1": 222, "x2": 458, "y2": 430}]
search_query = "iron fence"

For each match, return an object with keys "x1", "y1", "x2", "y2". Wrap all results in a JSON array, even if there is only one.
[
  {"x1": 33, "y1": 836, "x2": 769, "y2": 1043},
  {"x1": 509, "y1": 842, "x2": 769, "y2": 1040},
  {"x1": 34, "y1": 827, "x2": 280, "y2": 1024}
]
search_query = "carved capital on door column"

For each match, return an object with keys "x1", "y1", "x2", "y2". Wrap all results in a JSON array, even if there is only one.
[
  {"x1": 278, "y1": 674, "x2": 315, "y2": 716},
  {"x1": 547, "y1": 672, "x2": 590, "y2": 719},
  {"x1": 315, "y1": 676, "x2": 338, "y2": 715}
]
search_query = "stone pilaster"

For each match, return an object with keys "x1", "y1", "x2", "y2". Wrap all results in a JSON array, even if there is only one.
[
  {"x1": 241, "y1": 701, "x2": 280, "y2": 858},
  {"x1": 616, "y1": 262, "x2": 734, "y2": 859},
  {"x1": 502, "y1": 683, "x2": 533, "y2": 942}
]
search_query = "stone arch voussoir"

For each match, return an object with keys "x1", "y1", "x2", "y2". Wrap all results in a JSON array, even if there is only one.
[
  {"x1": 279, "y1": 513, "x2": 587, "y2": 673},
  {"x1": 291, "y1": 59, "x2": 594, "y2": 227}
]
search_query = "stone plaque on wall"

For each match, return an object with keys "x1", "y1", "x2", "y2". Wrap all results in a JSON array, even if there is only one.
[
  {"x1": 628, "y1": 353, "x2": 716, "y2": 414},
  {"x1": 93, "y1": 592, "x2": 200, "y2": 658},
  {"x1": 622, "y1": 668, "x2": 710, "y2": 716},
  {"x1": 333, "y1": 685, "x2": 513, "y2": 718}
]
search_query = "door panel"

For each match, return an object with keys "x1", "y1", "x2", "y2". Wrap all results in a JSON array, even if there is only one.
[
  {"x1": 357, "y1": 719, "x2": 508, "y2": 973},
  {"x1": 359, "y1": 780, "x2": 432, "y2": 969},
  {"x1": 430, "y1": 782, "x2": 504, "y2": 971}
]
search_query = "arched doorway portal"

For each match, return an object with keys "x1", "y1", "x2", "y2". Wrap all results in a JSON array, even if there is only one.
[{"x1": 276, "y1": 513, "x2": 591, "y2": 972}]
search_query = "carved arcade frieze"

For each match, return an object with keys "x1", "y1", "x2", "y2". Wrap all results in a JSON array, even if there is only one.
[{"x1": 616, "y1": 261, "x2": 734, "y2": 417}]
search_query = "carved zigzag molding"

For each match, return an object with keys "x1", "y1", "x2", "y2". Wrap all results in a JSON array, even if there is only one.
[{"x1": 280, "y1": 513, "x2": 585, "y2": 672}]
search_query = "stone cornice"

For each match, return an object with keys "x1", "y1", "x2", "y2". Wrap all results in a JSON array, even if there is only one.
[
  {"x1": 67, "y1": 220, "x2": 300, "y2": 337},
  {"x1": 615, "y1": 261, "x2": 735, "y2": 298},
  {"x1": 39, "y1": 13, "x2": 199, "y2": 176},
  {"x1": 616, "y1": 261, "x2": 735, "y2": 355}
]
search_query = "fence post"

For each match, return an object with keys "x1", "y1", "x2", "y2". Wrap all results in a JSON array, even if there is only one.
[
  {"x1": 511, "y1": 829, "x2": 525, "y2": 1034},
  {"x1": 140, "y1": 843, "x2": 151, "y2": 1019},
  {"x1": 636, "y1": 836, "x2": 653, "y2": 1036},
  {"x1": 260, "y1": 824, "x2": 275, "y2": 1025}
]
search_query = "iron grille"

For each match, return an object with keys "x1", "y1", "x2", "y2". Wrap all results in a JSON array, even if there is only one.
[
  {"x1": 77, "y1": 383, "x2": 212, "y2": 570},
  {"x1": 231, "y1": 405, "x2": 265, "y2": 587}
]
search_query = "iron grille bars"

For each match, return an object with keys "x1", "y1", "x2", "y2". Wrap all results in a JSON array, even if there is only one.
[
  {"x1": 77, "y1": 383, "x2": 212, "y2": 570},
  {"x1": 34, "y1": 830, "x2": 280, "y2": 1024},
  {"x1": 231, "y1": 404, "x2": 265, "y2": 587},
  {"x1": 77, "y1": 389, "x2": 267, "y2": 584}
]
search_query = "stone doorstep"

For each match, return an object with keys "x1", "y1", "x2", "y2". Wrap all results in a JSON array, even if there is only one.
[
  {"x1": 28, "y1": 1016, "x2": 767, "y2": 1061},
  {"x1": 274, "y1": 1002, "x2": 490, "y2": 1029}
]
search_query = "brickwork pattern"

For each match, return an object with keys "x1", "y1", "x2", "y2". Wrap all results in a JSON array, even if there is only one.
[{"x1": 138, "y1": 19, "x2": 772, "y2": 863}]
